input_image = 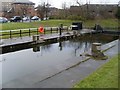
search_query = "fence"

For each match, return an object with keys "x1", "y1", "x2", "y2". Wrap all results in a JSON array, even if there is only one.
[{"x1": 0, "y1": 26, "x2": 70, "y2": 39}]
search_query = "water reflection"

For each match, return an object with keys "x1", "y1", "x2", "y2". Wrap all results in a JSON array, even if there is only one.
[
  {"x1": 33, "y1": 46, "x2": 40, "y2": 52},
  {"x1": 32, "y1": 38, "x2": 106, "y2": 57},
  {"x1": 59, "y1": 41, "x2": 62, "y2": 51}
]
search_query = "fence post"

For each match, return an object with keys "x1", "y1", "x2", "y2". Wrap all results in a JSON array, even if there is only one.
[
  {"x1": 59, "y1": 27, "x2": 62, "y2": 36},
  {"x1": 44, "y1": 28, "x2": 45, "y2": 34},
  {"x1": 59, "y1": 24, "x2": 63, "y2": 36},
  {"x1": 20, "y1": 30, "x2": 22, "y2": 37},
  {"x1": 10, "y1": 30, "x2": 12, "y2": 38},
  {"x1": 57, "y1": 27, "x2": 58, "y2": 33},
  {"x1": 29, "y1": 28, "x2": 30, "y2": 36},
  {"x1": 37, "y1": 28, "x2": 38, "y2": 35},
  {"x1": 51, "y1": 28, "x2": 52, "y2": 34}
]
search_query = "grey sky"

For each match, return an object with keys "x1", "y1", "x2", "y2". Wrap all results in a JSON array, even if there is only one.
[{"x1": 29, "y1": 0, "x2": 119, "y2": 8}]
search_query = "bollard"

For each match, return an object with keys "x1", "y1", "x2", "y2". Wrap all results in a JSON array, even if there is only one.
[
  {"x1": 92, "y1": 43, "x2": 101, "y2": 57},
  {"x1": 33, "y1": 35, "x2": 40, "y2": 43},
  {"x1": 92, "y1": 43, "x2": 101, "y2": 53},
  {"x1": 91, "y1": 43, "x2": 107, "y2": 60}
]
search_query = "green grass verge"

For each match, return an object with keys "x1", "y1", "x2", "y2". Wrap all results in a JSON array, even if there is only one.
[
  {"x1": 0, "y1": 19, "x2": 118, "y2": 30},
  {"x1": 0, "y1": 19, "x2": 118, "y2": 39},
  {"x1": 73, "y1": 54, "x2": 118, "y2": 88},
  {"x1": 1, "y1": 20, "x2": 74, "y2": 30},
  {"x1": 84, "y1": 19, "x2": 118, "y2": 29}
]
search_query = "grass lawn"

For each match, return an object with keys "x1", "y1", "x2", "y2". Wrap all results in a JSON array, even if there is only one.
[
  {"x1": 0, "y1": 19, "x2": 118, "y2": 30},
  {"x1": 84, "y1": 19, "x2": 118, "y2": 29},
  {"x1": 0, "y1": 19, "x2": 118, "y2": 39},
  {"x1": 1, "y1": 20, "x2": 74, "y2": 30},
  {"x1": 73, "y1": 54, "x2": 119, "y2": 88}
]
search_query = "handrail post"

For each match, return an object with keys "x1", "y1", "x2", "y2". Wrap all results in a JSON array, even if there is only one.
[
  {"x1": 37, "y1": 28, "x2": 38, "y2": 35},
  {"x1": 29, "y1": 28, "x2": 30, "y2": 36},
  {"x1": 51, "y1": 28, "x2": 52, "y2": 34},
  {"x1": 57, "y1": 27, "x2": 58, "y2": 33},
  {"x1": 20, "y1": 30, "x2": 22, "y2": 37},
  {"x1": 44, "y1": 28, "x2": 45, "y2": 34},
  {"x1": 59, "y1": 24, "x2": 63, "y2": 36},
  {"x1": 10, "y1": 30, "x2": 12, "y2": 38}
]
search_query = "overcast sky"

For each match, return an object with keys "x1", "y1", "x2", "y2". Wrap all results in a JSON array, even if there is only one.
[{"x1": 29, "y1": 0, "x2": 120, "y2": 8}]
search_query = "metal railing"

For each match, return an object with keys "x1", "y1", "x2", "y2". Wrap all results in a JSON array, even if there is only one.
[{"x1": 0, "y1": 26, "x2": 70, "y2": 39}]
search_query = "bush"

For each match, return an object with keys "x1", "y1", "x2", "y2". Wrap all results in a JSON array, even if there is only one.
[
  {"x1": 50, "y1": 15, "x2": 86, "y2": 20},
  {"x1": 115, "y1": 7, "x2": 120, "y2": 19},
  {"x1": 67, "y1": 15, "x2": 84, "y2": 20},
  {"x1": 49, "y1": 15, "x2": 65, "y2": 19}
]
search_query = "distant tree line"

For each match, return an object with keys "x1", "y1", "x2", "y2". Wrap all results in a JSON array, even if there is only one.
[
  {"x1": 36, "y1": 1, "x2": 119, "y2": 21},
  {"x1": 115, "y1": 6, "x2": 120, "y2": 19}
]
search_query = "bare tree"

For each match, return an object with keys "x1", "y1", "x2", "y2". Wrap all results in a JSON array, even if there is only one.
[
  {"x1": 76, "y1": 0, "x2": 81, "y2": 6},
  {"x1": 62, "y1": 2, "x2": 68, "y2": 18},
  {"x1": 86, "y1": 0, "x2": 90, "y2": 19},
  {"x1": 45, "y1": 2, "x2": 51, "y2": 19},
  {"x1": 36, "y1": 2, "x2": 45, "y2": 20},
  {"x1": 76, "y1": 0, "x2": 84, "y2": 17},
  {"x1": 36, "y1": 2, "x2": 51, "y2": 20},
  {"x1": 20, "y1": 6, "x2": 28, "y2": 17}
]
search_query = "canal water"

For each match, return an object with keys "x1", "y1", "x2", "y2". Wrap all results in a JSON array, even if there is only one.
[{"x1": 0, "y1": 34, "x2": 118, "y2": 88}]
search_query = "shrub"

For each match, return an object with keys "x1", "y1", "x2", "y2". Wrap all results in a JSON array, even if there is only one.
[{"x1": 67, "y1": 15, "x2": 84, "y2": 20}]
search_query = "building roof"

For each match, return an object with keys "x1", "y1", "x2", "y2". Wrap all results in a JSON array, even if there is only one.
[
  {"x1": 13, "y1": 0, "x2": 32, "y2": 3},
  {"x1": 13, "y1": 0, "x2": 35, "y2": 5},
  {"x1": 0, "y1": 0, "x2": 14, "y2": 2},
  {"x1": 0, "y1": 0, "x2": 35, "y2": 5}
]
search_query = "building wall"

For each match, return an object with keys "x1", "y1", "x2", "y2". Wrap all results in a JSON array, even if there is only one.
[
  {"x1": 70, "y1": 4, "x2": 118, "y2": 19},
  {"x1": 0, "y1": 0, "x2": 36, "y2": 18},
  {"x1": 12, "y1": 3, "x2": 36, "y2": 17}
]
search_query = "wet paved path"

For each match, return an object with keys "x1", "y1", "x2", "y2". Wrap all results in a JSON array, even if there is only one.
[{"x1": 2, "y1": 39, "x2": 119, "y2": 88}]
